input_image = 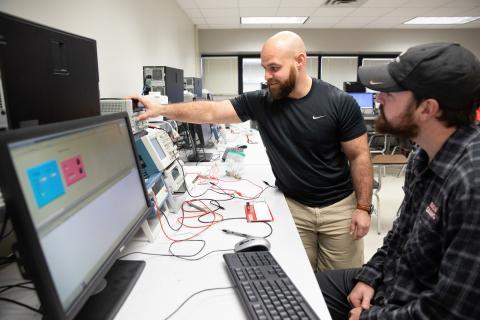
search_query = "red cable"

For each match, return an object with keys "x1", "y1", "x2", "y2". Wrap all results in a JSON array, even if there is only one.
[
  {"x1": 157, "y1": 209, "x2": 218, "y2": 242},
  {"x1": 155, "y1": 199, "x2": 224, "y2": 242}
]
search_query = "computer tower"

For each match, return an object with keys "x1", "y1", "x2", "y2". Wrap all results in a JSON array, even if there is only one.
[
  {"x1": 185, "y1": 77, "x2": 202, "y2": 98},
  {"x1": 143, "y1": 66, "x2": 184, "y2": 103}
]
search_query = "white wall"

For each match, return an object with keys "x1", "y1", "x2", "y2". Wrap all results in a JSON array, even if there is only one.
[
  {"x1": 199, "y1": 28, "x2": 480, "y2": 57},
  {"x1": 0, "y1": 0, "x2": 199, "y2": 97}
]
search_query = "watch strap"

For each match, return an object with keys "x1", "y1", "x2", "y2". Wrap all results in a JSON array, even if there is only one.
[{"x1": 356, "y1": 203, "x2": 373, "y2": 215}]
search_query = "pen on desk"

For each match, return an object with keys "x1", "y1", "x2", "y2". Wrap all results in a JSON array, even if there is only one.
[{"x1": 221, "y1": 229, "x2": 255, "y2": 238}]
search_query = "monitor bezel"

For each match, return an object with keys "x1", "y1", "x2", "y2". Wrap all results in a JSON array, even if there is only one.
[{"x1": 0, "y1": 112, "x2": 152, "y2": 319}]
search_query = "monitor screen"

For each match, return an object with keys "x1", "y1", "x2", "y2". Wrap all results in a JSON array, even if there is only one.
[
  {"x1": 0, "y1": 12, "x2": 100, "y2": 129},
  {"x1": 349, "y1": 92, "x2": 375, "y2": 109},
  {"x1": 0, "y1": 113, "x2": 151, "y2": 319},
  {"x1": 150, "y1": 136, "x2": 167, "y2": 160}
]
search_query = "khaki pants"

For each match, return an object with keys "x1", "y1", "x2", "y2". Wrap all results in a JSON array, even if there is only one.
[{"x1": 286, "y1": 193, "x2": 364, "y2": 272}]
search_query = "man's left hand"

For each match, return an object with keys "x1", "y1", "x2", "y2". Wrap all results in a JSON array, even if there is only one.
[
  {"x1": 349, "y1": 307, "x2": 363, "y2": 320},
  {"x1": 350, "y1": 209, "x2": 371, "y2": 240}
]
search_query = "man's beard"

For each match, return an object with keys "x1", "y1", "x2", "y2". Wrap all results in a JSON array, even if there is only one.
[
  {"x1": 375, "y1": 98, "x2": 420, "y2": 139},
  {"x1": 268, "y1": 66, "x2": 296, "y2": 100}
]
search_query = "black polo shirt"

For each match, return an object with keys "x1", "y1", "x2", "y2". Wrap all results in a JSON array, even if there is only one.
[{"x1": 230, "y1": 79, "x2": 366, "y2": 207}]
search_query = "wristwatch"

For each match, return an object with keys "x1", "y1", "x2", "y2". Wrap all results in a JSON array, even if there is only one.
[{"x1": 356, "y1": 203, "x2": 374, "y2": 215}]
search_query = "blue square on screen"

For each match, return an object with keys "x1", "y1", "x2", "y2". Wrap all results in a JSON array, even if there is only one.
[{"x1": 27, "y1": 160, "x2": 65, "y2": 208}]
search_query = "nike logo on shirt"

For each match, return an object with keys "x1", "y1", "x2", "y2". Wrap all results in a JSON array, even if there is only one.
[{"x1": 312, "y1": 115, "x2": 326, "y2": 120}]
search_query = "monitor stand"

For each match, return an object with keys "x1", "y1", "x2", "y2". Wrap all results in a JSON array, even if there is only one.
[
  {"x1": 186, "y1": 123, "x2": 214, "y2": 163},
  {"x1": 187, "y1": 152, "x2": 213, "y2": 162},
  {"x1": 75, "y1": 260, "x2": 145, "y2": 320}
]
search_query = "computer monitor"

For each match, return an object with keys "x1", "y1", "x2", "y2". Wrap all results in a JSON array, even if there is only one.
[
  {"x1": 343, "y1": 81, "x2": 366, "y2": 93},
  {"x1": 0, "y1": 12, "x2": 100, "y2": 129},
  {"x1": 195, "y1": 124, "x2": 213, "y2": 148},
  {"x1": 349, "y1": 92, "x2": 375, "y2": 110},
  {"x1": 187, "y1": 123, "x2": 213, "y2": 162},
  {"x1": 0, "y1": 113, "x2": 152, "y2": 319}
]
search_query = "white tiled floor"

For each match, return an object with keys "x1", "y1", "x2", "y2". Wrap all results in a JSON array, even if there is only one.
[{"x1": 364, "y1": 166, "x2": 405, "y2": 261}]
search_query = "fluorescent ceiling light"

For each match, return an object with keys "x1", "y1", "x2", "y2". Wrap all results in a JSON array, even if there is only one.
[
  {"x1": 241, "y1": 17, "x2": 308, "y2": 24},
  {"x1": 404, "y1": 16, "x2": 480, "y2": 25}
]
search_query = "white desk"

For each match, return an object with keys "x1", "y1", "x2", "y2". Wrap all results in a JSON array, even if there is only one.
[
  {"x1": 115, "y1": 164, "x2": 330, "y2": 319},
  {"x1": 0, "y1": 129, "x2": 331, "y2": 320}
]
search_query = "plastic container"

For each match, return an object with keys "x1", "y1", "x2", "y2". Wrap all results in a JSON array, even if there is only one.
[{"x1": 225, "y1": 150, "x2": 245, "y2": 179}]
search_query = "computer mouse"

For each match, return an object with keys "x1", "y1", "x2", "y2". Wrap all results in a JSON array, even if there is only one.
[{"x1": 234, "y1": 237, "x2": 271, "y2": 253}]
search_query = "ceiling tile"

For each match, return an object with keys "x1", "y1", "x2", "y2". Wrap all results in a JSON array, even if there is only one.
[
  {"x1": 402, "y1": 0, "x2": 451, "y2": 7},
  {"x1": 307, "y1": 16, "x2": 344, "y2": 24},
  {"x1": 201, "y1": 8, "x2": 239, "y2": 17},
  {"x1": 195, "y1": 0, "x2": 238, "y2": 8},
  {"x1": 302, "y1": 23, "x2": 337, "y2": 28},
  {"x1": 312, "y1": 7, "x2": 356, "y2": 17},
  {"x1": 362, "y1": 0, "x2": 410, "y2": 8},
  {"x1": 184, "y1": 8, "x2": 203, "y2": 18},
  {"x1": 334, "y1": 22, "x2": 371, "y2": 28},
  {"x1": 364, "y1": 22, "x2": 396, "y2": 28},
  {"x1": 238, "y1": 0, "x2": 281, "y2": 7},
  {"x1": 280, "y1": 0, "x2": 326, "y2": 7},
  {"x1": 370, "y1": 16, "x2": 412, "y2": 24},
  {"x1": 442, "y1": 0, "x2": 480, "y2": 7},
  {"x1": 176, "y1": 0, "x2": 480, "y2": 29},
  {"x1": 456, "y1": 7, "x2": 480, "y2": 16},
  {"x1": 205, "y1": 16, "x2": 240, "y2": 24},
  {"x1": 384, "y1": 7, "x2": 431, "y2": 16},
  {"x1": 275, "y1": 7, "x2": 316, "y2": 16},
  {"x1": 423, "y1": 7, "x2": 472, "y2": 16},
  {"x1": 338, "y1": 16, "x2": 378, "y2": 24},
  {"x1": 349, "y1": 7, "x2": 396, "y2": 17},
  {"x1": 240, "y1": 7, "x2": 278, "y2": 16}
]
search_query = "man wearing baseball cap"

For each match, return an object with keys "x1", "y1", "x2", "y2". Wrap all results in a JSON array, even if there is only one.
[{"x1": 316, "y1": 42, "x2": 480, "y2": 320}]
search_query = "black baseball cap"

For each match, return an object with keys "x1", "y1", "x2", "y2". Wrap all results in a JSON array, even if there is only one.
[{"x1": 358, "y1": 42, "x2": 480, "y2": 108}]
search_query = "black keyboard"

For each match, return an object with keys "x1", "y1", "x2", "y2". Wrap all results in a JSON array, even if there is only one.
[
  {"x1": 221, "y1": 147, "x2": 243, "y2": 161},
  {"x1": 223, "y1": 251, "x2": 320, "y2": 320}
]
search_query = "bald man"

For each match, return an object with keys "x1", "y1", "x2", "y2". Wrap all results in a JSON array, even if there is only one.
[{"x1": 133, "y1": 31, "x2": 373, "y2": 272}]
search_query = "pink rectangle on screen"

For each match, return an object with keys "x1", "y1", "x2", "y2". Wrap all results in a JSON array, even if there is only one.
[{"x1": 61, "y1": 155, "x2": 87, "y2": 186}]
